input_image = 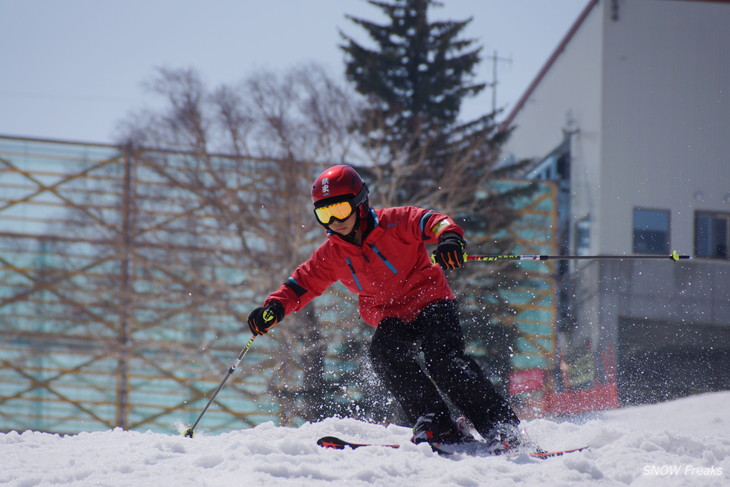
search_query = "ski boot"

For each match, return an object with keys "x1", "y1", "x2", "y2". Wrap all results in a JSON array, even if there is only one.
[
  {"x1": 411, "y1": 413, "x2": 473, "y2": 445},
  {"x1": 483, "y1": 423, "x2": 544, "y2": 455}
]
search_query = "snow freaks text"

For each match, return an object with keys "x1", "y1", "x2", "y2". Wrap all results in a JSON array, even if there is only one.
[{"x1": 643, "y1": 465, "x2": 723, "y2": 477}]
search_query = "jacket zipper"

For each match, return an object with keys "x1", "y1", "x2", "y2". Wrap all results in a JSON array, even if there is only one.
[
  {"x1": 368, "y1": 244, "x2": 398, "y2": 274},
  {"x1": 345, "y1": 257, "x2": 363, "y2": 291}
]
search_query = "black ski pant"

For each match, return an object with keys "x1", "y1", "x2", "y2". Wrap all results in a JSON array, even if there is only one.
[{"x1": 369, "y1": 300, "x2": 519, "y2": 438}]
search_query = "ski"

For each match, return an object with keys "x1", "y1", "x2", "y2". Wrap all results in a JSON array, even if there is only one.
[
  {"x1": 318, "y1": 436, "x2": 399, "y2": 450},
  {"x1": 317, "y1": 435, "x2": 588, "y2": 459}
]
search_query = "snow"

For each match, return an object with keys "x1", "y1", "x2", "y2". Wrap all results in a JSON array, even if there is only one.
[{"x1": 2, "y1": 392, "x2": 729, "y2": 487}]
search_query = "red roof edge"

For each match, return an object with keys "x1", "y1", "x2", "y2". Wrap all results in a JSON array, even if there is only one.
[{"x1": 500, "y1": 0, "x2": 600, "y2": 130}]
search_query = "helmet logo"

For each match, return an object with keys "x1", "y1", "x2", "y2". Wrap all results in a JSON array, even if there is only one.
[{"x1": 322, "y1": 177, "x2": 330, "y2": 197}]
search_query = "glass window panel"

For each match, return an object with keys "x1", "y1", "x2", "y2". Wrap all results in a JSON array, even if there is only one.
[
  {"x1": 715, "y1": 218, "x2": 728, "y2": 258},
  {"x1": 575, "y1": 216, "x2": 590, "y2": 256},
  {"x1": 634, "y1": 209, "x2": 669, "y2": 232},
  {"x1": 695, "y1": 213, "x2": 712, "y2": 256},
  {"x1": 696, "y1": 211, "x2": 730, "y2": 259},
  {"x1": 633, "y1": 208, "x2": 669, "y2": 254}
]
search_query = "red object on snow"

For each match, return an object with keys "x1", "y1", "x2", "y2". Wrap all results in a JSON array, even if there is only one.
[{"x1": 509, "y1": 368, "x2": 545, "y2": 395}]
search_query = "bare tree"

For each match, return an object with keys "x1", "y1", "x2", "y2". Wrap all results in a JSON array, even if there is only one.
[{"x1": 112, "y1": 64, "x2": 364, "y2": 425}]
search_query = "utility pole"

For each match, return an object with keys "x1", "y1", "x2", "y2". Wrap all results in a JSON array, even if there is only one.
[
  {"x1": 117, "y1": 143, "x2": 136, "y2": 430},
  {"x1": 485, "y1": 50, "x2": 512, "y2": 113}
]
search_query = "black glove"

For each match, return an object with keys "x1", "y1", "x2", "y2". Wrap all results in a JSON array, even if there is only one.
[
  {"x1": 433, "y1": 232, "x2": 466, "y2": 270},
  {"x1": 247, "y1": 301, "x2": 284, "y2": 336}
]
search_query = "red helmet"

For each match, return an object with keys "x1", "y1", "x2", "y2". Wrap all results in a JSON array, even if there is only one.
[
  {"x1": 311, "y1": 165, "x2": 369, "y2": 226},
  {"x1": 312, "y1": 165, "x2": 367, "y2": 205}
]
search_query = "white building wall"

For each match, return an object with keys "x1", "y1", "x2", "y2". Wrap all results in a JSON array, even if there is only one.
[
  {"x1": 600, "y1": 0, "x2": 730, "y2": 255},
  {"x1": 502, "y1": 0, "x2": 605, "y2": 254},
  {"x1": 504, "y1": 0, "x2": 730, "y2": 256},
  {"x1": 502, "y1": 3, "x2": 602, "y2": 159}
]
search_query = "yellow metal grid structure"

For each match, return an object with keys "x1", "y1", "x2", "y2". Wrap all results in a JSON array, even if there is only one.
[{"x1": 0, "y1": 135, "x2": 558, "y2": 434}]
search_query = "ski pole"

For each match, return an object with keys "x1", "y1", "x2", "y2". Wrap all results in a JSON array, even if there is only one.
[
  {"x1": 183, "y1": 334, "x2": 257, "y2": 438},
  {"x1": 464, "y1": 250, "x2": 689, "y2": 262},
  {"x1": 433, "y1": 250, "x2": 690, "y2": 264}
]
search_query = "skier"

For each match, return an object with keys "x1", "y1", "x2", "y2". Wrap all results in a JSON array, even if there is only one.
[{"x1": 247, "y1": 164, "x2": 523, "y2": 450}]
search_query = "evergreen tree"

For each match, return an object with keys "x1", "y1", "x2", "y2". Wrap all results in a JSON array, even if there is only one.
[
  {"x1": 341, "y1": 0, "x2": 536, "y2": 413},
  {"x1": 340, "y1": 0, "x2": 519, "y2": 205},
  {"x1": 342, "y1": 0, "x2": 483, "y2": 150}
]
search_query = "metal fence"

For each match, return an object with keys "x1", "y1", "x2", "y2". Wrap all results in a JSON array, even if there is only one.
[
  {"x1": 0, "y1": 135, "x2": 558, "y2": 435},
  {"x1": 0, "y1": 136, "x2": 300, "y2": 434}
]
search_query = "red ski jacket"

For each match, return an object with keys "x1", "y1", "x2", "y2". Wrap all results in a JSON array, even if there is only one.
[{"x1": 266, "y1": 206, "x2": 463, "y2": 326}]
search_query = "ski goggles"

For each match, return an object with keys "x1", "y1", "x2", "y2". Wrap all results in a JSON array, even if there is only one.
[{"x1": 314, "y1": 200, "x2": 356, "y2": 225}]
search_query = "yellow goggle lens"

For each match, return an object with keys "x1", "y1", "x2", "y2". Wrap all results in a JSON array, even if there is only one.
[{"x1": 315, "y1": 201, "x2": 354, "y2": 224}]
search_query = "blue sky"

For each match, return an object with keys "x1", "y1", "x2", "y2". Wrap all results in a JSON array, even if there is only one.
[{"x1": 0, "y1": 0, "x2": 588, "y2": 144}]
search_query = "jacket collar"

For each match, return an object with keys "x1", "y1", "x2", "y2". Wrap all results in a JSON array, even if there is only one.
[{"x1": 327, "y1": 207, "x2": 383, "y2": 248}]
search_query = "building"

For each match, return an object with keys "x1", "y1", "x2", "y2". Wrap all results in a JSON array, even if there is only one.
[{"x1": 501, "y1": 0, "x2": 730, "y2": 405}]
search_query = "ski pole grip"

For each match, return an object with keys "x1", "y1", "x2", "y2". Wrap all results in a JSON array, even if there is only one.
[{"x1": 430, "y1": 253, "x2": 469, "y2": 265}]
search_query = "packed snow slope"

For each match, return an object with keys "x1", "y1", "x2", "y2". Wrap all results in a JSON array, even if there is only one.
[{"x1": 2, "y1": 391, "x2": 728, "y2": 487}]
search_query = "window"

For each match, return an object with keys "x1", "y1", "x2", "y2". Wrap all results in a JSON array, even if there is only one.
[
  {"x1": 575, "y1": 215, "x2": 591, "y2": 256},
  {"x1": 695, "y1": 211, "x2": 729, "y2": 259},
  {"x1": 633, "y1": 208, "x2": 670, "y2": 254}
]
